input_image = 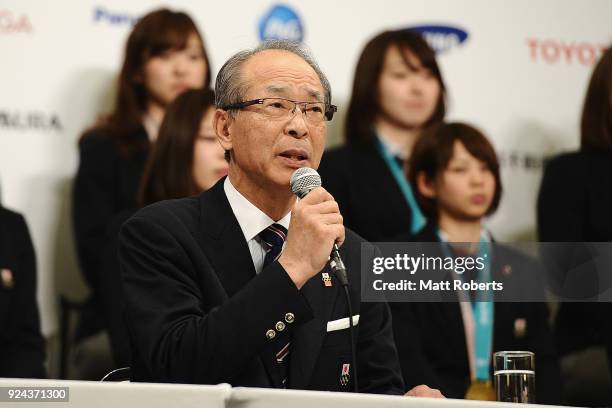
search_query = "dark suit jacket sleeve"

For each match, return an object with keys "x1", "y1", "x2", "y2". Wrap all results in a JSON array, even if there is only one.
[
  {"x1": 0, "y1": 213, "x2": 46, "y2": 378},
  {"x1": 73, "y1": 132, "x2": 117, "y2": 287},
  {"x1": 119, "y1": 212, "x2": 313, "y2": 384}
]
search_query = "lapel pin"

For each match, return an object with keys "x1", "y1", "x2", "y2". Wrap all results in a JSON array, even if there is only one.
[
  {"x1": 502, "y1": 264, "x2": 512, "y2": 276},
  {"x1": 340, "y1": 363, "x2": 350, "y2": 386},
  {"x1": 1, "y1": 269, "x2": 14, "y2": 289},
  {"x1": 322, "y1": 272, "x2": 332, "y2": 287},
  {"x1": 514, "y1": 318, "x2": 527, "y2": 338}
]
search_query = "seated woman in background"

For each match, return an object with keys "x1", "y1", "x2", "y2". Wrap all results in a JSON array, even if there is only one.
[
  {"x1": 318, "y1": 29, "x2": 446, "y2": 241},
  {"x1": 389, "y1": 122, "x2": 561, "y2": 403},
  {"x1": 72, "y1": 8, "x2": 210, "y2": 345},
  {"x1": 99, "y1": 88, "x2": 227, "y2": 367},
  {"x1": 537, "y1": 46, "x2": 612, "y2": 397},
  {"x1": 0, "y1": 203, "x2": 46, "y2": 378}
]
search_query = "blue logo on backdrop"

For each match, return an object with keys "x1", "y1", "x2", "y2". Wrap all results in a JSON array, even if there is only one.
[
  {"x1": 406, "y1": 25, "x2": 468, "y2": 54},
  {"x1": 93, "y1": 6, "x2": 138, "y2": 26},
  {"x1": 258, "y1": 4, "x2": 303, "y2": 42}
]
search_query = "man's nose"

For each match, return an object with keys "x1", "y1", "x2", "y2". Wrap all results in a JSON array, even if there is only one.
[{"x1": 285, "y1": 104, "x2": 309, "y2": 138}]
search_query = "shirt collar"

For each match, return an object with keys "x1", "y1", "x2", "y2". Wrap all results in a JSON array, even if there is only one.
[
  {"x1": 142, "y1": 113, "x2": 160, "y2": 142},
  {"x1": 376, "y1": 129, "x2": 407, "y2": 160},
  {"x1": 223, "y1": 177, "x2": 291, "y2": 242},
  {"x1": 438, "y1": 227, "x2": 491, "y2": 243}
]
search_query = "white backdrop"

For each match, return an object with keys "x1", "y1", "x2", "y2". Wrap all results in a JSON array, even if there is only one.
[{"x1": 0, "y1": 0, "x2": 610, "y2": 336}]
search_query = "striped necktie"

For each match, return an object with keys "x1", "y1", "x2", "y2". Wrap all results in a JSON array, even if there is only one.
[
  {"x1": 259, "y1": 223, "x2": 291, "y2": 387},
  {"x1": 259, "y1": 223, "x2": 287, "y2": 269}
]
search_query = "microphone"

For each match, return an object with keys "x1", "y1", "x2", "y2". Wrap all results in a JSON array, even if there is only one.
[{"x1": 290, "y1": 167, "x2": 348, "y2": 286}]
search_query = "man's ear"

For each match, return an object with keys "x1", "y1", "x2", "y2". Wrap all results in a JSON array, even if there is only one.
[
  {"x1": 214, "y1": 109, "x2": 233, "y2": 151},
  {"x1": 416, "y1": 171, "x2": 437, "y2": 199}
]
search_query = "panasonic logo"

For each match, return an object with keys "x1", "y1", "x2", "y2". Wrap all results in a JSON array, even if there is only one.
[{"x1": 93, "y1": 6, "x2": 138, "y2": 27}]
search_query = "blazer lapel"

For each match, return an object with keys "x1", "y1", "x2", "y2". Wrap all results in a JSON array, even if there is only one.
[
  {"x1": 289, "y1": 264, "x2": 339, "y2": 388},
  {"x1": 197, "y1": 178, "x2": 257, "y2": 298}
]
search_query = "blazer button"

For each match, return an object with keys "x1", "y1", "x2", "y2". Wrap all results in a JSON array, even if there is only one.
[
  {"x1": 285, "y1": 313, "x2": 295, "y2": 324},
  {"x1": 266, "y1": 329, "x2": 276, "y2": 340},
  {"x1": 275, "y1": 321, "x2": 286, "y2": 332}
]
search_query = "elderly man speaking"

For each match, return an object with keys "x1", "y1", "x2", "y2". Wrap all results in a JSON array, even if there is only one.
[{"x1": 119, "y1": 40, "x2": 441, "y2": 397}]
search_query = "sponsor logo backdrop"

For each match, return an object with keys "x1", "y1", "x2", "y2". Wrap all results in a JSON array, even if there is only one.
[{"x1": 0, "y1": 0, "x2": 610, "y2": 335}]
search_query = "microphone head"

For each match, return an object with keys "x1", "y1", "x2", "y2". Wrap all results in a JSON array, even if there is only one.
[{"x1": 290, "y1": 167, "x2": 321, "y2": 198}]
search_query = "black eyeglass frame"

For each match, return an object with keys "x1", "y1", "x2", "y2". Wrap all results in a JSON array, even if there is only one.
[{"x1": 221, "y1": 97, "x2": 338, "y2": 121}]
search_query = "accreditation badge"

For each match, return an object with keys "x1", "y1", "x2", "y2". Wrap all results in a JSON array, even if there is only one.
[{"x1": 465, "y1": 379, "x2": 495, "y2": 401}]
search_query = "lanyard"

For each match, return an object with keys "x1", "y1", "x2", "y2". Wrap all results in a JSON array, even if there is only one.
[
  {"x1": 375, "y1": 138, "x2": 425, "y2": 234},
  {"x1": 438, "y1": 229, "x2": 494, "y2": 381}
]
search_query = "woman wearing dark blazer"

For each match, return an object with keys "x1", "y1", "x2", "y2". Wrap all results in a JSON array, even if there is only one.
[
  {"x1": 318, "y1": 29, "x2": 446, "y2": 241},
  {"x1": 537, "y1": 47, "x2": 612, "y2": 373},
  {"x1": 0, "y1": 205, "x2": 46, "y2": 378},
  {"x1": 72, "y1": 8, "x2": 210, "y2": 341},
  {"x1": 390, "y1": 123, "x2": 560, "y2": 403}
]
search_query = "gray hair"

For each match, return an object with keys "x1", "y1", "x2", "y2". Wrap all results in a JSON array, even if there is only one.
[{"x1": 215, "y1": 40, "x2": 332, "y2": 112}]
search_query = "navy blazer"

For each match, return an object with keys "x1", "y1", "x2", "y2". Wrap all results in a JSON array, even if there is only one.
[
  {"x1": 119, "y1": 178, "x2": 404, "y2": 393},
  {"x1": 73, "y1": 126, "x2": 149, "y2": 289},
  {"x1": 72, "y1": 126, "x2": 149, "y2": 340}
]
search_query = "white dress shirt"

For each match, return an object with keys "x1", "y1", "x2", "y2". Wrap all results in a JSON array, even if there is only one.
[
  {"x1": 376, "y1": 129, "x2": 408, "y2": 161},
  {"x1": 224, "y1": 177, "x2": 291, "y2": 274}
]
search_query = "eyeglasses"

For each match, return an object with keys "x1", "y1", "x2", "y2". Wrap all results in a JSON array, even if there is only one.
[{"x1": 221, "y1": 97, "x2": 338, "y2": 124}]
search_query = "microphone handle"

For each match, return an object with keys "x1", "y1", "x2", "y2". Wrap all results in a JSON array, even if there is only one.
[{"x1": 330, "y1": 243, "x2": 349, "y2": 286}]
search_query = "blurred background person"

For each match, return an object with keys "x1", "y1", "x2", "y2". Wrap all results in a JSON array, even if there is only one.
[
  {"x1": 138, "y1": 88, "x2": 227, "y2": 206},
  {"x1": 390, "y1": 122, "x2": 561, "y2": 403},
  {"x1": 71, "y1": 8, "x2": 210, "y2": 374},
  {"x1": 538, "y1": 46, "x2": 612, "y2": 405},
  {"x1": 98, "y1": 88, "x2": 226, "y2": 368},
  {"x1": 0, "y1": 199, "x2": 46, "y2": 378},
  {"x1": 318, "y1": 29, "x2": 446, "y2": 241}
]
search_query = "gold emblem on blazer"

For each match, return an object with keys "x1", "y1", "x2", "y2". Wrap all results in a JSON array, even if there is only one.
[
  {"x1": 502, "y1": 264, "x2": 512, "y2": 276},
  {"x1": 1, "y1": 268, "x2": 14, "y2": 289},
  {"x1": 514, "y1": 318, "x2": 527, "y2": 338}
]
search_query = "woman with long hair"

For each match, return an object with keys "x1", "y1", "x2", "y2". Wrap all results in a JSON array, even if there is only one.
[
  {"x1": 318, "y1": 29, "x2": 446, "y2": 241},
  {"x1": 72, "y1": 8, "x2": 210, "y2": 345}
]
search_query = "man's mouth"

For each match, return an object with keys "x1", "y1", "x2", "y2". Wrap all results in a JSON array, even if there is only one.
[{"x1": 279, "y1": 149, "x2": 309, "y2": 162}]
